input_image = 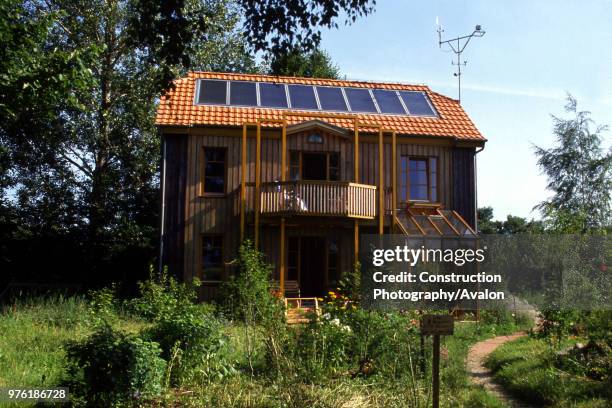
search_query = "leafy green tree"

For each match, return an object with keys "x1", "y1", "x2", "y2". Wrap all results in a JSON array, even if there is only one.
[
  {"x1": 477, "y1": 207, "x2": 543, "y2": 234},
  {"x1": 268, "y1": 48, "x2": 340, "y2": 79},
  {"x1": 130, "y1": 0, "x2": 374, "y2": 89},
  {"x1": 534, "y1": 95, "x2": 612, "y2": 233}
]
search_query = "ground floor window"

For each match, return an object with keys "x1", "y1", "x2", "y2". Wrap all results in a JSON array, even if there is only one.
[{"x1": 201, "y1": 235, "x2": 223, "y2": 281}]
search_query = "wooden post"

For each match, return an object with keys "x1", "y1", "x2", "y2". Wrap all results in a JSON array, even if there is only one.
[
  {"x1": 281, "y1": 120, "x2": 287, "y2": 182},
  {"x1": 378, "y1": 128, "x2": 384, "y2": 235},
  {"x1": 353, "y1": 119, "x2": 360, "y2": 263},
  {"x1": 255, "y1": 122, "x2": 261, "y2": 249},
  {"x1": 420, "y1": 334, "x2": 426, "y2": 374},
  {"x1": 280, "y1": 217, "x2": 285, "y2": 297},
  {"x1": 353, "y1": 120, "x2": 359, "y2": 183},
  {"x1": 279, "y1": 121, "x2": 287, "y2": 296},
  {"x1": 240, "y1": 124, "x2": 247, "y2": 241},
  {"x1": 432, "y1": 334, "x2": 440, "y2": 408},
  {"x1": 391, "y1": 131, "x2": 397, "y2": 233},
  {"x1": 421, "y1": 315, "x2": 454, "y2": 408},
  {"x1": 354, "y1": 219, "x2": 359, "y2": 262}
]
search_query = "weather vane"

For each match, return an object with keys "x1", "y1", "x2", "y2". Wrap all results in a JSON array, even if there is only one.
[{"x1": 436, "y1": 18, "x2": 485, "y2": 103}]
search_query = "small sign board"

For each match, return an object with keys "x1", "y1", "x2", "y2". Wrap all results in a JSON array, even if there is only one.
[{"x1": 420, "y1": 315, "x2": 454, "y2": 335}]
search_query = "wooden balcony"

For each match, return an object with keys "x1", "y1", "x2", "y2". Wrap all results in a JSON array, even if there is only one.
[{"x1": 258, "y1": 181, "x2": 377, "y2": 219}]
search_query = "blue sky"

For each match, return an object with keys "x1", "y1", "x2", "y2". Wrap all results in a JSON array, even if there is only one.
[{"x1": 318, "y1": 0, "x2": 612, "y2": 220}]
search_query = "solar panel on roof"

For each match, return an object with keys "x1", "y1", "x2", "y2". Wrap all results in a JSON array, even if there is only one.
[
  {"x1": 399, "y1": 91, "x2": 436, "y2": 116},
  {"x1": 198, "y1": 80, "x2": 227, "y2": 104},
  {"x1": 195, "y1": 79, "x2": 439, "y2": 118},
  {"x1": 316, "y1": 86, "x2": 348, "y2": 111},
  {"x1": 259, "y1": 83, "x2": 288, "y2": 108},
  {"x1": 288, "y1": 85, "x2": 318, "y2": 110},
  {"x1": 230, "y1": 81, "x2": 257, "y2": 106},
  {"x1": 344, "y1": 88, "x2": 377, "y2": 113},
  {"x1": 372, "y1": 89, "x2": 406, "y2": 114}
]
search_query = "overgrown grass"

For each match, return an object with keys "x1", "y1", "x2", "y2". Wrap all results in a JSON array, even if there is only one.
[
  {"x1": 486, "y1": 336, "x2": 611, "y2": 407},
  {"x1": 0, "y1": 296, "x2": 534, "y2": 407},
  {"x1": 0, "y1": 295, "x2": 146, "y2": 390}
]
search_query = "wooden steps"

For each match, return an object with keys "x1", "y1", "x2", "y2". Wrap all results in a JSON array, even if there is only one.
[{"x1": 284, "y1": 297, "x2": 321, "y2": 324}]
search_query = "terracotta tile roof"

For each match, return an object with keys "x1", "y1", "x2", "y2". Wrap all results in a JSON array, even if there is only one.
[{"x1": 155, "y1": 71, "x2": 486, "y2": 142}]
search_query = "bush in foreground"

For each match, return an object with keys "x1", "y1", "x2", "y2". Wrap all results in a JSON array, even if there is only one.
[{"x1": 64, "y1": 324, "x2": 166, "y2": 406}]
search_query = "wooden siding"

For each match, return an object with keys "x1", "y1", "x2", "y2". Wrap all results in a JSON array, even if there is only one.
[
  {"x1": 359, "y1": 141, "x2": 454, "y2": 210},
  {"x1": 451, "y1": 147, "x2": 477, "y2": 228},
  {"x1": 161, "y1": 134, "x2": 187, "y2": 279},
  {"x1": 160, "y1": 125, "x2": 478, "y2": 297}
]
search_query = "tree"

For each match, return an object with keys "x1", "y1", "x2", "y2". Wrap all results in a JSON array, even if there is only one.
[
  {"x1": 268, "y1": 48, "x2": 340, "y2": 79},
  {"x1": 129, "y1": 0, "x2": 374, "y2": 89},
  {"x1": 534, "y1": 95, "x2": 612, "y2": 233},
  {"x1": 0, "y1": 0, "x2": 262, "y2": 285},
  {"x1": 477, "y1": 207, "x2": 543, "y2": 234}
]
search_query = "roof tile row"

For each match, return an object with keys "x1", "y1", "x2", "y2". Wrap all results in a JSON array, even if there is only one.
[{"x1": 155, "y1": 72, "x2": 486, "y2": 142}]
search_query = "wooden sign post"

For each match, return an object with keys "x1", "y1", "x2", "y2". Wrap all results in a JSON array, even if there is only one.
[{"x1": 420, "y1": 315, "x2": 454, "y2": 408}]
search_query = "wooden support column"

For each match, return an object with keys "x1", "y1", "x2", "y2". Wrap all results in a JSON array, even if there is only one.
[
  {"x1": 391, "y1": 131, "x2": 397, "y2": 233},
  {"x1": 432, "y1": 334, "x2": 440, "y2": 408},
  {"x1": 254, "y1": 122, "x2": 261, "y2": 249},
  {"x1": 279, "y1": 120, "x2": 287, "y2": 296},
  {"x1": 353, "y1": 119, "x2": 360, "y2": 264},
  {"x1": 378, "y1": 128, "x2": 384, "y2": 235},
  {"x1": 354, "y1": 219, "x2": 359, "y2": 262},
  {"x1": 240, "y1": 124, "x2": 247, "y2": 241},
  {"x1": 353, "y1": 120, "x2": 359, "y2": 183},
  {"x1": 280, "y1": 217, "x2": 286, "y2": 296}
]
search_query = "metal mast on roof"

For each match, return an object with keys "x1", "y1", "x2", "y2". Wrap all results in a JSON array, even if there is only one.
[{"x1": 436, "y1": 20, "x2": 485, "y2": 103}]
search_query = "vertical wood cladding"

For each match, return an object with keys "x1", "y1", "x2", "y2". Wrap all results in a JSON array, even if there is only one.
[
  {"x1": 359, "y1": 141, "x2": 454, "y2": 208},
  {"x1": 451, "y1": 148, "x2": 477, "y2": 228},
  {"x1": 163, "y1": 125, "x2": 479, "y2": 294},
  {"x1": 161, "y1": 134, "x2": 187, "y2": 280}
]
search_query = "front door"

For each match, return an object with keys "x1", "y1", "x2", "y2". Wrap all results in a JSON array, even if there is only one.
[{"x1": 299, "y1": 237, "x2": 326, "y2": 296}]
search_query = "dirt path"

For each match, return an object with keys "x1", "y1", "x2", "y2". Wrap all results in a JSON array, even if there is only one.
[{"x1": 466, "y1": 332, "x2": 534, "y2": 408}]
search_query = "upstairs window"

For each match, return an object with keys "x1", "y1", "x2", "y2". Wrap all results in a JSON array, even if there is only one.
[
  {"x1": 401, "y1": 156, "x2": 438, "y2": 202},
  {"x1": 201, "y1": 147, "x2": 226, "y2": 195},
  {"x1": 295, "y1": 151, "x2": 340, "y2": 181},
  {"x1": 201, "y1": 235, "x2": 223, "y2": 281}
]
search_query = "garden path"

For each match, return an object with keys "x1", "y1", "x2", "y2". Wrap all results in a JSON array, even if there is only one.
[{"x1": 466, "y1": 331, "x2": 535, "y2": 408}]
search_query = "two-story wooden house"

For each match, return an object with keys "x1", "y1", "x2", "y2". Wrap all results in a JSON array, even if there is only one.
[{"x1": 156, "y1": 72, "x2": 485, "y2": 299}]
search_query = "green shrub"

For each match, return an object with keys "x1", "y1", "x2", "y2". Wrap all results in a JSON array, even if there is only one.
[
  {"x1": 294, "y1": 314, "x2": 353, "y2": 380},
  {"x1": 219, "y1": 241, "x2": 288, "y2": 376},
  {"x1": 65, "y1": 324, "x2": 165, "y2": 407},
  {"x1": 347, "y1": 309, "x2": 420, "y2": 379},
  {"x1": 479, "y1": 308, "x2": 515, "y2": 326},
  {"x1": 87, "y1": 284, "x2": 120, "y2": 326},
  {"x1": 128, "y1": 266, "x2": 202, "y2": 322},
  {"x1": 128, "y1": 267, "x2": 233, "y2": 385},
  {"x1": 144, "y1": 310, "x2": 233, "y2": 385},
  {"x1": 219, "y1": 240, "x2": 282, "y2": 325}
]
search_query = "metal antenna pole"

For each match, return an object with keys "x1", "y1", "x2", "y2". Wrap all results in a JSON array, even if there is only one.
[{"x1": 437, "y1": 24, "x2": 486, "y2": 103}]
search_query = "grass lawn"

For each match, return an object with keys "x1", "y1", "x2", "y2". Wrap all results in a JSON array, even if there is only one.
[
  {"x1": 486, "y1": 336, "x2": 611, "y2": 407},
  {"x1": 0, "y1": 296, "x2": 532, "y2": 407},
  {"x1": 0, "y1": 296, "x2": 147, "y2": 390}
]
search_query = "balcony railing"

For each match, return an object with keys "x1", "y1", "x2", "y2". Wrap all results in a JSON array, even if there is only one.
[{"x1": 258, "y1": 181, "x2": 377, "y2": 219}]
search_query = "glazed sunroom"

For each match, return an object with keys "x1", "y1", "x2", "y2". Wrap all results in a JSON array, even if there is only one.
[{"x1": 156, "y1": 72, "x2": 485, "y2": 299}]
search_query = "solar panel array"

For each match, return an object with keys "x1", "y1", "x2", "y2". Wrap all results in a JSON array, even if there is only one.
[{"x1": 195, "y1": 79, "x2": 437, "y2": 117}]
